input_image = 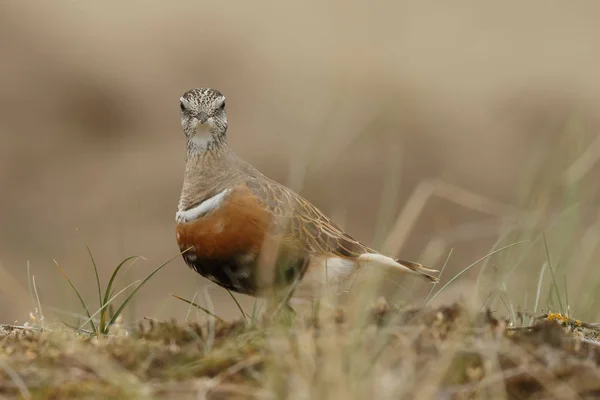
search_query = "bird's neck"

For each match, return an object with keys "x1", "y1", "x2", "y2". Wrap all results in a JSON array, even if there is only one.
[
  {"x1": 179, "y1": 138, "x2": 236, "y2": 212},
  {"x1": 185, "y1": 129, "x2": 227, "y2": 157}
]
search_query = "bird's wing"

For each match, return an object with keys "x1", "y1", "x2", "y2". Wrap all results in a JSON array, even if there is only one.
[
  {"x1": 244, "y1": 175, "x2": 439, "y2": 282},
  {"x1": 245, "y1": 176, "x2": 372, "y2": 258}
]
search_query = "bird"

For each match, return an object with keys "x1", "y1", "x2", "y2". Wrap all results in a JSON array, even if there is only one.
[{"x1": 175, "y1": 88, "x2": 438, "y2": 307}]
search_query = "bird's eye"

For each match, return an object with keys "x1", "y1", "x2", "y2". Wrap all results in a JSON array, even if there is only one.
[
  {"x1": 219, "y1": 101, "x2": 226, "y2": 111},
  {"x1": 180, "y1": 101, "x2": 186, "y2": 112}
]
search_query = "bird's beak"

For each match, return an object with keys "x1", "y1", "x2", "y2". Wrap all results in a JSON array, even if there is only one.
[{"x1": 197, "y1": 111, "x2": 208, "y2": 124}]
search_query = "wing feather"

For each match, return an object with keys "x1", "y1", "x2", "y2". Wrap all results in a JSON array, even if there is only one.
[
  {"x1": 245, "y1": 177, "x2": 371, "y2": 258},
  {"x1": 239, "y1": 158, "x2": 439, "y2": 282}
]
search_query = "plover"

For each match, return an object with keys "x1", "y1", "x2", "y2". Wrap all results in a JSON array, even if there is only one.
[{"x1": 175, "y1": 88, "x2": 438, "y2": 305}]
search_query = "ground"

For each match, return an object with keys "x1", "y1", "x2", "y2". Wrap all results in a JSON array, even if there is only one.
[{"x1": 1, "y1": 302, "x2": 600, "y2": 399}]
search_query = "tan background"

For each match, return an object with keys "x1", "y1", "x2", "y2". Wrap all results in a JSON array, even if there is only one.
[{"x1": 2, "y1": 1, "x2": 600, "y2": 324}]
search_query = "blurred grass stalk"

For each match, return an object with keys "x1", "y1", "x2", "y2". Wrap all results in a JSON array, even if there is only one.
[{"x1": 5, "y1": 109, "x2": 600, "y2": 398}]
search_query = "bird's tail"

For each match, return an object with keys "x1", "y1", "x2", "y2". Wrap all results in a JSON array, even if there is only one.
[
  {"x1": 394, "y1": 259, "x2": 439, "y2": 282},
  {"x1": 357, "y1": 253, "x2": 439, "y2": 282}
]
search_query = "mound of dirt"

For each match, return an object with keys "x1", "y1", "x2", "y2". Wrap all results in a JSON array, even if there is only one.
[{"x1": 1, "y1": 303, "x2": 599, "y2": 399}]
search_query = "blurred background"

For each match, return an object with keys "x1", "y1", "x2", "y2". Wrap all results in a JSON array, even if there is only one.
[{"x1": 2, "y1": 1, "x2": 600, "y2": 325}]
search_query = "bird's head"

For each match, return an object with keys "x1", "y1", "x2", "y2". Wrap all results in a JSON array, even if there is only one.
[{"x1": 179, "y1": 88, "x2": 228, "y2": 152}]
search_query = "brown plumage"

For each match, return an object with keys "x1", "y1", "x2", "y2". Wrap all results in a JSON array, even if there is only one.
[{"x1": 175, "y1": 88, "x2": 438, "y2": 301}]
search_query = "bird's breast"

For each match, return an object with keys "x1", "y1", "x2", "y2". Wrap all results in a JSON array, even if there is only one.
[
  {"x1": 175, "y1": 185, "x2": 299, "y2": 294},
  {"x1": 175, "y1": 185, "x2": 270, "y2": 258}
]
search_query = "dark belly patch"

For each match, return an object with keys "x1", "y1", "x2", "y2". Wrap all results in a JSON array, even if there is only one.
[
  {"x1": 183, "y1": 250, "x2": 258, "y2": 295},
  {"x1": 180, "y1": 246, "x2": 309, "y2": 296}
]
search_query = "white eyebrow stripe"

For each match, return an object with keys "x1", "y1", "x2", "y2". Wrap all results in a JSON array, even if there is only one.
[{"x1": 176, "y1": 188, "x2": 231, "y2": 222}]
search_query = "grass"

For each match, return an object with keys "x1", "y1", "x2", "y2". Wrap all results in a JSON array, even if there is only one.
[
  {"x1": 4, "y1": 221, "x2": 600, "y2": 400},
  {"x1": 6, "y1": 184, "x2": 600, "y2": 398},
  {"x1": 5, "y1": 232, "x2": 600, "y2": 398},
  {"x1": 3, "y1": 298, "x2": 600, "y2": 399},
  {"x1": 51, "y1": 235, "x2": 184, "y2": 336},
  {"x1": 3, "y1": 236, "x2": 600, "y2": 399},
  {"x1": 4, "y1": 111, "x2": 600, "y2": 398}
]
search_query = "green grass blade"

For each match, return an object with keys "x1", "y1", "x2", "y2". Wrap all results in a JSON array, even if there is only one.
[
  {"x1": 171, "y1": 294, "x2": 225, "y2": 323},
  {"x1": 54, "y1": 259, "x2": 96, "y2": 333},
  {"x1": 108, "y1": 256, "x2": 145, "y2": 300},
  {"x1": 499, "y1": 295, "x2": 515, "y2": 325},
  {"x1": 226, "y1": 289, "x2": 248, "y2": 322},
  {"x1": 78, "y1": 280, "x2": 141, "y2": 335},
  {"x1": 424, "y1": 248, "x2": 453, "y2": 305},
  {"x1": 76, "y1": 229, "x2": 103, "y2": 310},
  {"x1": 481, "y1": 292, "x2": 492, "y2": 310},
  {"x1": 184, "y1": 291, "x2": 199, "y2": 322},
  {"x1": 427, "y1": 241, "x2": 527, "y2": 305},
  {"x1": 101, "y1": 256, "x2": 144, "y2": 331},
  {"x1": 543, "y1": 233, "x2": 564, "y2": 315},
  {"x1": 106, "y1": 253, "x2": 179, "y2": 331},
  {"x1": 533, "y1": 263, "x2": 546, "y2": 316},
  {"x1": 61, "y1": 321, "x2": 94, "y2": 335},
  {"x1": 26, "y1": 261, "x2": 35, "y2": 311},
  {"x1": 32, "y1": 276, "x2": 44, "y2": 324},
  {"x1": 250, "y1": 299, "x2": 264, "y2": 327},
  {"x1": 104, "y1": 256, "x2": 144, "y2": 305},
  {"x1": 250, "y1": 299, "x2": 258, "y2": 323},
  {"x1": 564, "y1": 277, "x2": 570, "y2": 318}
]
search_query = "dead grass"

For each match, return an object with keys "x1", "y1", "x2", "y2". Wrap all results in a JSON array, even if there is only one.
[
  {"x1": 2, "y1": 105, "x2": 599, "y2": 399},
  {"x1": 2, "y1": 301, "x2": 600, "y2": 399}
]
